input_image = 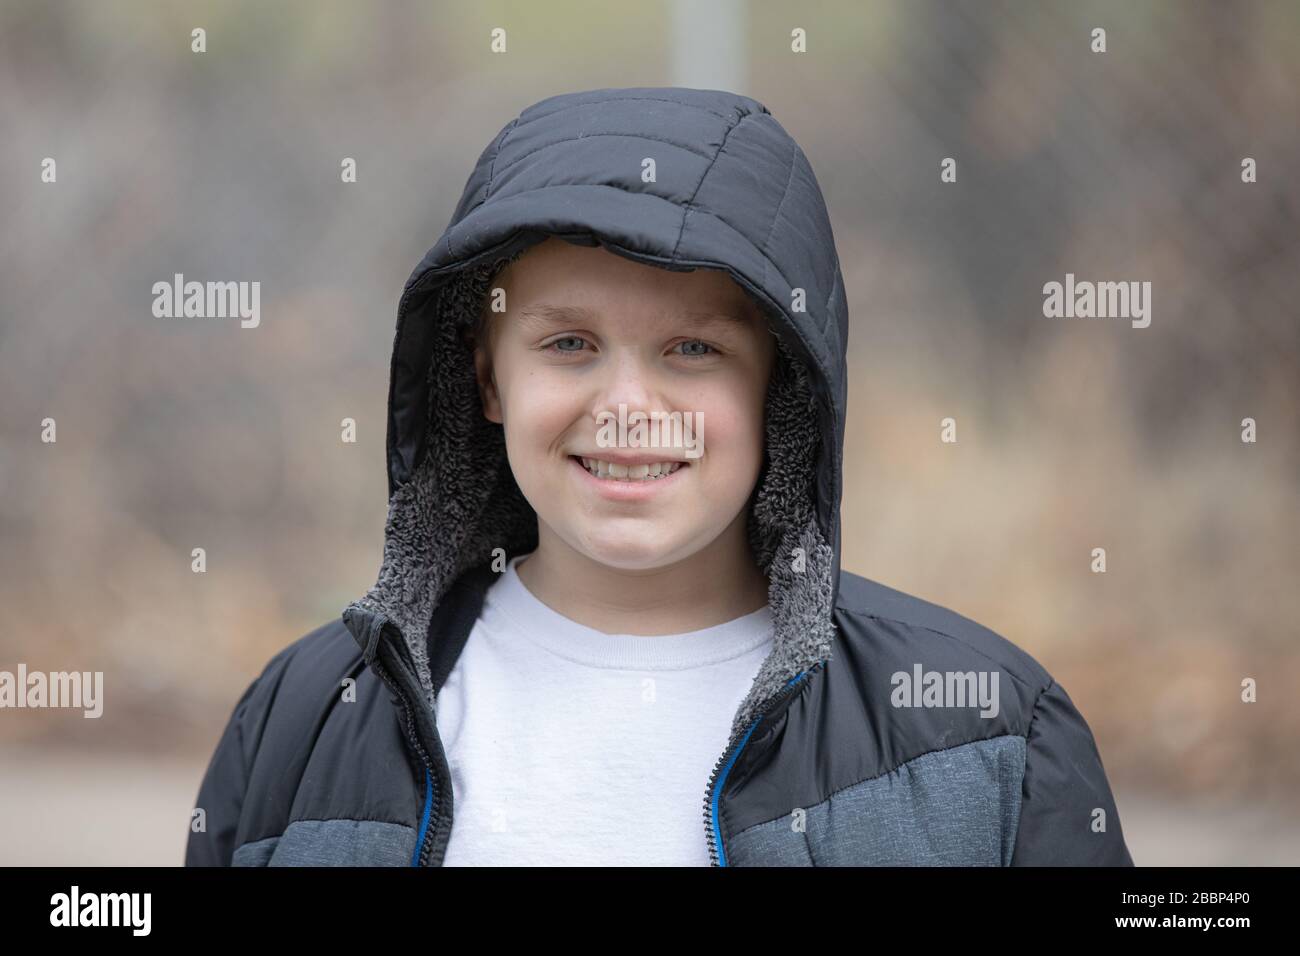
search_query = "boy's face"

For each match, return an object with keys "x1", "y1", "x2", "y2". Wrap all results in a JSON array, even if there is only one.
[{"x1": 473, "y1": 237, "x2": 777, "y2": 571}]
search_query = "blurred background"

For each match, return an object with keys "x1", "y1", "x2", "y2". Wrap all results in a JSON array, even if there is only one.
[{"x1": 1, "y1": 0, "x2": 1297, "y2": 865}]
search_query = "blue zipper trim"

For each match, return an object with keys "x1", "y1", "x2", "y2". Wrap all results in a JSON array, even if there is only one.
[
  {"x1": 411, "y1": 766, "x2": 433, "y2": 867},
  {"x1": 712, "y1": 669, "x2": 810, "y2": 866}
]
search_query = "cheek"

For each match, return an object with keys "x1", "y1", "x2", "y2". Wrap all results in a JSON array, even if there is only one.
[
  {"x1": 497, "y1": 367, "x2": 580, "y2": 443},
  {"x1": 697, "y1": 388, "x2": 766, "y2": 467}
]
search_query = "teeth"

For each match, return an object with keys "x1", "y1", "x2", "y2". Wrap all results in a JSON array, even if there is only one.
[{"x1": 579, "y1": 457, "x2": 684, "y2": 481}]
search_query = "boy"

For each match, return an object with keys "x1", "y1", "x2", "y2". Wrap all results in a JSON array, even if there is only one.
[{"x1": 186, "y1": 86, "x2": 1133, "y2": 866}]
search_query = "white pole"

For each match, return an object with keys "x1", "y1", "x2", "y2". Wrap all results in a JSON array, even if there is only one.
[{"x1": 670, "y1": 0, "x2": 749, "y2": 93}]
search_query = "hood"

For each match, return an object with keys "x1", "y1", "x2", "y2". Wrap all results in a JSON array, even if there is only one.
[{"x1": 343, "y1": 86, "x2": 848, "y2": 744}]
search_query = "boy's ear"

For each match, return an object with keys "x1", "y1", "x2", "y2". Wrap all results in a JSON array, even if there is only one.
[{"x1": 472, "y1": 342, "x2": 504, "y2": 424}]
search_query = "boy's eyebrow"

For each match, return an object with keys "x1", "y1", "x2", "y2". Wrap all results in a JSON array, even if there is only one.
[
  {"x1": 516, "y1": 304, "x2": 602, "y2": 327},
  {"x1": 517, "y1": 303, "x2": 756, "y2": 330},
  {"x1": 677, "y1": 309, "x2": 757, "y2": 330}
]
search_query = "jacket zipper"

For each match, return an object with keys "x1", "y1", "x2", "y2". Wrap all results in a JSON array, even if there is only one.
[
  {"x1": 702, "y1": 661, "x2": 822, "y2": 866},
  {"x1": 368, "y1": 626, "x2": 448, "y2": 867}
]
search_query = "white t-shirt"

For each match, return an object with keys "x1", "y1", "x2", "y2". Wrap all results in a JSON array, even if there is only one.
[{"x1": 434, "y1": 552, "x2": 775, "y2": 866}]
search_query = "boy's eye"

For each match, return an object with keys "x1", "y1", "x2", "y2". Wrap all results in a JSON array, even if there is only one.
[
  {"x1": 674, "y1": 339, "x2": 717, "y2": 358},
  {"x1": 546, "y1": 335, "x2": 588, "y2": 354},
  {"x1": 540, "y1": 336, "x2": 719, "y2": 358}
]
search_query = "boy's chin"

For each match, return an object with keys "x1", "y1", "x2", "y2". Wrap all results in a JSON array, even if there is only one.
[{"x1": 563, "y1": 526, "x2": 696, "y2": 571}]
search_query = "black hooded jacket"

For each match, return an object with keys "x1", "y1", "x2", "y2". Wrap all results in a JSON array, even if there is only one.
[{"x1": 186, "y1": 86, "x2": 1133, "y2": 867}]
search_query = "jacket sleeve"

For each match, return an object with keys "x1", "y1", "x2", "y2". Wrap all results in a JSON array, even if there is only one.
[
  {"x1": 1009, "y1": 679, "x2": 1134, "y2": 865},
  {"x1": 184, "y1": 664, "x2": 274, "y2": 866}
]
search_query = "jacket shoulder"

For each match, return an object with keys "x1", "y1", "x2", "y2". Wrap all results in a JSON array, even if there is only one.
[
  {"x1": 822, "y1": 569, "x2": 1133, "y2": 865},
  {"x1": 834, "y1": 568, "x2": 1053, "y2": 694},
  {"x1": 231, "y1": 617, "x2": 369, "y2": 735},
  {"x1": 185, "y1": 617, "x2": 379, "y2": 866},
  {"x1": 259, "y1": 617, "x2": 366, "y2": 693}
]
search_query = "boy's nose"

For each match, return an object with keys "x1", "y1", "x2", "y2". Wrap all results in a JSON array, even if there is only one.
[{"x1": 590, "y1": 362, "x2": 664, "y2": 442}]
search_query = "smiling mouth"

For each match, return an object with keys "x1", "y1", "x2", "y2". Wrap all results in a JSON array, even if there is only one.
[{"x1": 570, "y1": 456, "x2": 690, "y2": 481}]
